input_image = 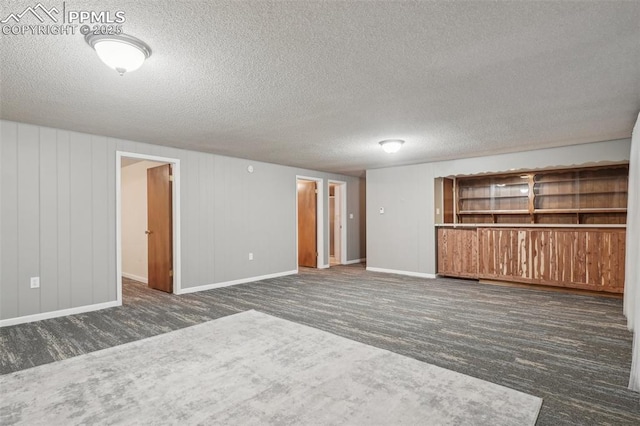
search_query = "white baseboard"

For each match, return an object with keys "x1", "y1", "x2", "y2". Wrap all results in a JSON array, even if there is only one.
[
  {"x1": 176, "y1": 270, "x2": 298, "y2": 295},
  {"x1": 0, "y1": 301, "x2": 120, "y2": 328},
  {"x1": 122, "y1": 272, "x2": 148, "y2": 284},
  {"x1": 344, "y1": 258, "x2": 366, "y2": 265},
  {"x1": 366, "y1": 267, "x2": 436, "y2": 279},
  {"x1": 318, "y1": 264, "x2": 330, "y2": 269}
]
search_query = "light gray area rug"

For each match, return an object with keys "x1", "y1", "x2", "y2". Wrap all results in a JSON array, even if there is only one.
[{"x1": 1, "y1": 310, "x2": 542, "y2": 425}]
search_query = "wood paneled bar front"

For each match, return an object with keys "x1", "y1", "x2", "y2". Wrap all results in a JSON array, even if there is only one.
[{"x1": 437, "y1": 225, "x2": 626, "y2": 293}]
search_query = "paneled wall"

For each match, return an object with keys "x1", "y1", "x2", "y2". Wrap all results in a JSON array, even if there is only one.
[{"x1": 0, "y1": 120, "x2": 365, "y2": 322}]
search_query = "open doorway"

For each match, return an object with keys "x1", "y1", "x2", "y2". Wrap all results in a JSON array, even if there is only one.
[
  {"x1": 296, "y1": 176, "x2": 324, "y2": 269},
  {"x1": 116, "y1": 152, "x2": 181, "y2": 305},
  {"x1": 328, "y1": 180, "x2": 347, "y2": 266}
]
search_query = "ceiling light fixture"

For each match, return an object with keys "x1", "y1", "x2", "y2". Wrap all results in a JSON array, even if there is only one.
[
  {"x1": 379, "y1": 139, "x2": 405, "y2": 154},
  {"x1": 85, "y1": 33, "x2": 152, "y2": 76}
]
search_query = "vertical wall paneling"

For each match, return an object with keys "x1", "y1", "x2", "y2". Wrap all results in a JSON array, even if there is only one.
[
  {"x1": 204, "y1": 154, "x2": 216, "y2": 280},
  {"x1": 186, "y1": 151, "x2": 200, "y2": 285},
  {"x1": 56, "y1": 131, "x2": 71, "y2": 309},
  {"x1": 69, "y1": 132, "x2": 93, "y2": 307},
  {"x1": 1, "y1": 120, "x2": 364, "y2": 323},
  {"x1": 91, "y1": 136, "x2": 109, "y2": 303},
  {"x1": 226, "y1": 159, "x2": 245, "y2": 281},
  {"x1": 267, "y1": 168, "x2": 294, "y2": 273},
  {"x1": 0, "y1": 121, "x2": 19, "y2": 319},
  {"x1": 198, "y1": 154, "x2": 214, "y2": 284},
  {"x1": 39, "y1": 127, "x2": 59, "y2": 313},
  {"x1": 357, "y1": 179, "x2": 367, "y2": 261},
  {"x1": 106, "y1": 138, "x2": 117, "y2": 301},
  {"x1": 17, "y1": 124, "x2": 41, "y2": 316},
  {"x1": 244, "y1": 163, "x2": 255, "y2": 275},
  {"x1": 417, "y1": 168, "x2": 432, "y2": 273},
  {"x1": 212, "y1": 155, "x2": 227, "y2": 282}
]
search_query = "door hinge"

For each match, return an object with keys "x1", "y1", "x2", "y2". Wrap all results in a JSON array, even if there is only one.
[
  {"x1": 314, "y1": 189, "x2": 318, "y2": 194},
  {"x1": 169, "y1": 269, "x2": 174, "y2": 277},
  {"x1": 316, "y1": 252, "x2": 318, "y2": 257},
  {"x1": 169, "y1": 175, "x2": 174, "y2": 182}
]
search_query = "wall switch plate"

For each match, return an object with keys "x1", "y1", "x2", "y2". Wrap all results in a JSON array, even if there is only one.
[
  {"x1": 349, "y1": 213, "x2": 353, "y2": 219},
  {"x1": 249, "y1": 253, "x2": 254, "y2": 261},
  {"x1": 30, "y1": 277, "x2": 40, "y2": 289},
  {"x1": 379, "y1": 207, "x2": 385, "y2": 214},
  {"x1": 436, "y1": 208, "x2": 440, "y2": 214}
]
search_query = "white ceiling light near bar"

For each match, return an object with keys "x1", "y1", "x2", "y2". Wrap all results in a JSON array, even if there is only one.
[{"x1": 379, "y1": 140, "x2": 405, "y2": 154}]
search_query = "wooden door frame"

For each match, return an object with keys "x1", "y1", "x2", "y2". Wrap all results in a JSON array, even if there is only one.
[
  {"x1": 295, "y1": 176, "x2": 324, "y2": 269},
  {"x1": 328, "y1": 180, "x2": 347, "y2": 266},
  {"x1": 115, "y1": 151, "x2": 182, "y2": 304}
]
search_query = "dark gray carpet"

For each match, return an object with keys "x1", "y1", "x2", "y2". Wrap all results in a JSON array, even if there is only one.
[{"x1": 0, "y1": 264, "x2": 637, "y2": 425}]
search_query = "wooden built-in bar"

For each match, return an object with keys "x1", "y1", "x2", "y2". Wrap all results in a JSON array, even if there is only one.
[{"x1": 436, "y1": 224, "x2": 626, "y2": 293}]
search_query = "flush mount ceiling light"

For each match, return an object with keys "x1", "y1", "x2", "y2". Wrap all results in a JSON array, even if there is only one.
[
  {"x1": 379, "y1": 139, "x2": 405, "y2": 154},
  {"x1": 85, "y1": 33, "x2": 152, "y2": 76}
]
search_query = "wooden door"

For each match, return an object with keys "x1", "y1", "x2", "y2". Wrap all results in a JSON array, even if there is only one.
[
  {"x1": 298, "y1": 180, "x2": 317, "y2": 267},
  {"x1": 147, "y1": 164, "x2": 173, "y2": 293}
]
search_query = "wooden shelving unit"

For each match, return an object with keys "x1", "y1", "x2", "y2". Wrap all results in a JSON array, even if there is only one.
[
  {"x1": 438, "y1": 164, "x2": 628, "y2": 293},
  {"x1": 455, "y1": 165, "x2": 628, "y2": 225}
]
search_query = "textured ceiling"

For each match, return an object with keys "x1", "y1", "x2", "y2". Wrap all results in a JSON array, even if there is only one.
[{"x1": 1, "y1": 1, "x2": 639, "y2": 176}]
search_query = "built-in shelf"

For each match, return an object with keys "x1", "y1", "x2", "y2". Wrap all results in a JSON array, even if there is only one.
[
  {"x1": 454, "y1": 165, "x2": 628, "y2": 225},
  {"x1": 534, "y1": 190, "x2": 628, "y2": 196},
  {"x1": 459, "y1": 195, "x2": 529, "y2": 200},
  {"x1": 533, "y1": 208, "x2": 627, "y2": 214},
  {"x1": 459, "y1": 209, "x2": 529, "y2": 214}
]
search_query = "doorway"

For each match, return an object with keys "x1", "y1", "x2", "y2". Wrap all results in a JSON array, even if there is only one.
[
  {"x1": 296, "y1": 176, "x2": 324, "y2": 269},
  {"x1": 328, "y1": 180, "x2": 347, "y2": 266},
  {"x1": 116, "y1": 152, "x2": 181, "y2": 304}
]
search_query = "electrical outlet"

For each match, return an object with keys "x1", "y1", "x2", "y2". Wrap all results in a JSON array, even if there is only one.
[
  {"x1": 30, "y1": 277, "x2": 40, "y2": 289},
  {"x1": 249, "y1": 253, "x2": 254, "y2": 261}
]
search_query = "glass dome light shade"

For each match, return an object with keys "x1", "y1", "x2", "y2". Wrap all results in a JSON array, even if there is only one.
[
  {"x1": 86, "y1": 34, "x2": 151, "y2": 76},
  {"x1": 379, "y1": 139, "x2": 405, "y2": 154}
]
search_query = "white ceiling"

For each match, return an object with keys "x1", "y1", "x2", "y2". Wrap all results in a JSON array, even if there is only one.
[{"x1": 1, "y1": 1, "x2": 638, "y2": 176}]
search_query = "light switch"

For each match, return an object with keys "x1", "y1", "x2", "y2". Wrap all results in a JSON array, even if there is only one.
[
  {"x1": 349, "y1": 213, "x2": 353, "y2": 219},
  {"x1": 436, "y1": 208, "x2": 440, "y2": 214},
  {"x1": 379, "y1": 207, "x2": 385, "y2": 214},
  {"x1": 30, "y1": 277, "x2": 40, "y2": 289}
]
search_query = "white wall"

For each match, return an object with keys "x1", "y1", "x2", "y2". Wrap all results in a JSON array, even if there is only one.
[
  {"x1": 0, "y1": 120, "x2": 366, "y2": 323},
  {"x1": 366, "y1": 139, "x2": 632, "y2": 276},
  {"x1": 121, "y1": 160, "x2": 165, "y2": 283}
]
